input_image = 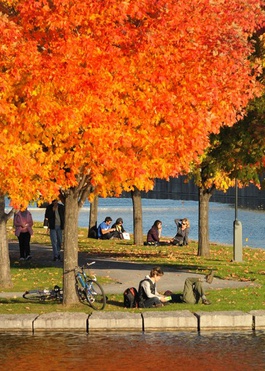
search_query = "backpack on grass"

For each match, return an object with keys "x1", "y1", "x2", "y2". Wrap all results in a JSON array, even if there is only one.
[{"x1": 123, "y1": 287, "x2": 139, "y2": 308}]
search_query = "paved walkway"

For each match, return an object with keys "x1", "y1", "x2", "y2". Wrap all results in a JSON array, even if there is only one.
[{"x1": 0, "y1": 242, "x2": 256, "y2": 298}]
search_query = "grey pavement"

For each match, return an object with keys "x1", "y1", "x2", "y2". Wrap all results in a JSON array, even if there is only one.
[{"x1": 0, "y1": 242, "x2": 256, "y2": 298}]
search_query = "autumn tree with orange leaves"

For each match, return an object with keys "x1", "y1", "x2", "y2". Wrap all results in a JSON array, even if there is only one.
[
  {"x1": 194, "y1": 92, "x2": 265, "y2": 257},
  {"x1": 0, "y1": 0, "x2": 264, "y2": 303}
]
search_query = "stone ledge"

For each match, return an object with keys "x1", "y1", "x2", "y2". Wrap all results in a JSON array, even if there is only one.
[
  {"x1": 249, "y1": 310, "x2": 265, "y2": 330},
  {"x1": 33, "y1": 312, "x2": 89, "y2": 332},
  {"x1": 0, "y1": 311, "x2": 264, "y2": 332},
  {"x1": 0, "y1": 314, "x2": 39, "y2": 332},
  {"x1": 142, "y1": 310, "x2": 197, "y2": 331},
  {"x1": 88, "y1": 311, "x2": 142, "y2": 331},
  {"x1": 194, "y1": 311, "x2": 253, "y2": 330}
]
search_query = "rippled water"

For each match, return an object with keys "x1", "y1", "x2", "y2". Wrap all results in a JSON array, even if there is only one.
[
  {"x1": 0, "y1": 331, "x2": 265, "y2": 371},
  {"x1": 28, "y1": 198, "x2": 265, "y2": 249}
]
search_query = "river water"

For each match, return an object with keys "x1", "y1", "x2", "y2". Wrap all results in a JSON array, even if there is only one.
[
  {"x1": 28, "y1": 198, "x2": 265, "y2": 249},
  {"x1": 0, "y1": 331, "x2": 265, "y2": 370}
]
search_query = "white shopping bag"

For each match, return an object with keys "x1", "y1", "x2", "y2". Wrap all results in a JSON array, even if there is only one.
[{"x1": 122, "y1": 232, "x2": 130, "y2": 240}]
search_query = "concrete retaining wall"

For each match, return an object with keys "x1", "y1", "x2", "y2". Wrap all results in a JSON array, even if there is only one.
[
  {"x1": 142, "y1": 310, "x2": 197, "y2": 332},
  {"x1": 195, "y1": 311, "x2": 253, "y2": 331},
  {"x1": 1, "y1": 310, "x2": 265, "y2": 333}
]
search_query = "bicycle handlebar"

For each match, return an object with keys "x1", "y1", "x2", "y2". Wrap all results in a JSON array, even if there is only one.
[
  {"x1": 64, "y1": 262, "x2": 96, "y2": 274},
  {"x1": 86, "y1": 261, "x2": 95, "y2": 267},
  {"x1": 74, "y1": 262, "x2": 96, "y2": 271}
]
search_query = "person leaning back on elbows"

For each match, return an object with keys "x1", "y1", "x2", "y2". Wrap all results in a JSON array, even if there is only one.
[{"x1": 170, "y1": 218, "x2": 190, "y2": 246}]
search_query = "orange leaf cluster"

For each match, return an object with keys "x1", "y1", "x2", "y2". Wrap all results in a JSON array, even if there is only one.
[{"x1": 0, "y1": 0, "x2": 264, "y2": 206}]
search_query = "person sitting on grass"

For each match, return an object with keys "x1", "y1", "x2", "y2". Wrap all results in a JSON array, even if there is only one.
[
  {"x1": 170, "y1": 218, "x2": 190, "y2": 246},
  {"x1": 138, "y1": 267, "x2": 169, "y2": 308},
  {"x1": 180, "y1": 270, "x2": 214, "y2": 305},
  {"x1": 146, "y1": 220, "x2": 170, "y2": 246},
  {"x1": 111, "y1": 218, "x2": 126, "y2": 239},
  {"x1": 98, "y1": 216, "x2": 121, "y2": 240}
]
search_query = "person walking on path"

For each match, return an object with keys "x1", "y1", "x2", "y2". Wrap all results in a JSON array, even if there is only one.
[
  {"x1": 44, "y1": 200, "x2": 65, "y2": 261},
  {"x1": 181, "y1": 270, "x2": 214, "y2": 305},
  {"x1": 14, "y1": 207, "x2": 34, "y2": 261},
  {"x1": 138, "y1": 267, "x2": 169, "y2": 308}
]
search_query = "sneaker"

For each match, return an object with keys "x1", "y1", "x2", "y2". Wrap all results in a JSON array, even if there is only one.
[
  {"x1": 19, "y1": 257, "x2": 24, "y2": 261},
  {"x1": 205, "y1": 270, "x2": 214, "y2": 284},
  {"x1": 202, "y1": 299, "x2": 211, "y2": 305},
  {"x1": 26, "y1": 255, "x2": 32, "y2": 260}
]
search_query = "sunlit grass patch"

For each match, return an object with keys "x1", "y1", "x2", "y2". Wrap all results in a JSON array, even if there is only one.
[{"x1": 3, "y1": 222, "x2": 265, "y2": 314}]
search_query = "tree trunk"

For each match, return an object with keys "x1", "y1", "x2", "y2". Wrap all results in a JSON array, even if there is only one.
[
  {"x1": 0, "y1": 195, "x2": 13, "y2": 288},
  {"x1": 197, "y1": 187, "x2": 212, "y2": 257},
  {"x1": 63, "y1": 190, "x2": 79, "y2": 305},
  {"x1": 131, "y1": 188, "x2": 143, "y2": 245},
  {"x1": 88, "y1": 195, "x2": 98, "y2": 238}
]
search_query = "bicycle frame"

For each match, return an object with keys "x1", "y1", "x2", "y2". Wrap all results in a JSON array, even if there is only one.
[
  {"x1": 75, "y1": 264, "x2": 96, "y2": 294},
  {"x1": 74, "y1": 262, "x2": 106, "y2": 310}
]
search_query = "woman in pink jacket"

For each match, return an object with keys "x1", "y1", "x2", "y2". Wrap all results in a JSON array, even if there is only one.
[{"x1": 14, "y1": 207, "x2": 33, "y2": 261}]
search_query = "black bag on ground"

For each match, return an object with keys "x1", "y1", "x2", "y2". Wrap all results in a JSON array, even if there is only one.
[
  {"x1": 88, "y1": 225, "x2": 98, "y2": 239},
  {"x1": 123, "y1": 287, "x2": 139, "y2": 308}
]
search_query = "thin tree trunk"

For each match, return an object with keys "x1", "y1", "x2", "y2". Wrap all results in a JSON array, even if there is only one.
[
  {"x1": 88, "y1": 195, "x2": 98, "y2": 238},
  {"x1": 131, "y1": 188, "x2": 143, "y2": 245},
  {"x1": 197, "y1": 187, "x2": 212, "y2": 257},
  {"x1": 0, "y1": 195, "x2": 13, "y2": 288},
  {"x1": 63, "y1": 190, "x2": 79, "y2": 305}
]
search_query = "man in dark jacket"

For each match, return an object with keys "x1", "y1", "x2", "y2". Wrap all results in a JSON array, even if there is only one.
[{"x1": 45, "y1": 200, "x2": 65, "y2": 261}]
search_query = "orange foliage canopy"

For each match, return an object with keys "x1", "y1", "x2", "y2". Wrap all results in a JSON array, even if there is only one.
[{"x1": 0, "y1": 0, "x2": 264, "y2": 206}]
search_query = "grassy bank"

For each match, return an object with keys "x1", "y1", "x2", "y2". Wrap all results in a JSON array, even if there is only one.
[{"x1": 1, "y1": 222, "x2": 265, "y2": 314}]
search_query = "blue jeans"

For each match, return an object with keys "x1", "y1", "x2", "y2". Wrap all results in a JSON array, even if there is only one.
[
  {"x1": 140, "y1": 297, "x2": 161, "y2": 308},
  {"x1": 50, "y1": 226, "x2": 62, "y2": 258}
]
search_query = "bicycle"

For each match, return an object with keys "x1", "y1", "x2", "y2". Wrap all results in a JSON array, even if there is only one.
[
  {"x1": 74, "y1": 261, "x2": 106, "y2": 310},
  {"x1": 23, "y1": 285, "x2": 63, "y2": 302}
]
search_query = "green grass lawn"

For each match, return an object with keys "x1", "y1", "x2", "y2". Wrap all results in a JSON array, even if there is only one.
[{"x1": 1, "y1": 222, "x2": 265, "y2": 314}]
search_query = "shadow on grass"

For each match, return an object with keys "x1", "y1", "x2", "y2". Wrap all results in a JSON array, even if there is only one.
[
  {"x1": 9, "y1": 250, "x2": 206, "y2": 275},
  {"x1": 106, "y1": 299, "x2": 124, "y2": 308},
  {"x1": 0, "y1": 298, "x2": 24, "y2": 304}
]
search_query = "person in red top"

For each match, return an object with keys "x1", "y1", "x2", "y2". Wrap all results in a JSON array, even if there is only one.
[
  {"x1": 14, "y1": 207, "x2": 34, "y2": 261},
  {"x1": 146, "y1": 220, "x2": 170, "y2": 246},
  {"x1": 147, "y1": 220, "x2": 162, "y2": 245}
]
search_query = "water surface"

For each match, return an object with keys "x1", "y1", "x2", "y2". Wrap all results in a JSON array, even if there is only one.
[
  {"x1": 27, "y1": 198, "x2": 265, "y2": 249},
  {"x1": 0, "y1": 331, "x2": 265, "y2": 371}
]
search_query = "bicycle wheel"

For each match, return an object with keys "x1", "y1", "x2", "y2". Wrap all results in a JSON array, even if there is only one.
[
  {"x1": 23, "y1": 290, "x2": 50, "y2": 302},
  {"x1": 85, "y1": 280, "x2": 106, "y2": 310}
]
